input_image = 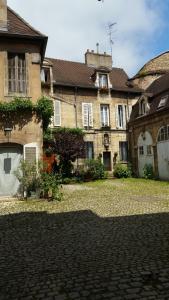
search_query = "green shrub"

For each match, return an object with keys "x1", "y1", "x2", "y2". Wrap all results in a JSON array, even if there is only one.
[
  {"x1": 143, "y1": 164, "x2": 154, "y2": 179},
  {"x1": 113, "y1": 163, "x2": 132, "y2": 178},
  {"x1": 40, "y1": 172, "x2": 62, "y2": 201},
  {"x1": 13, "y1": 160, "x2": 38, "y2": 199},
  {"x1": 85, "y1": 159, "x2": 105, "y2": 180}
]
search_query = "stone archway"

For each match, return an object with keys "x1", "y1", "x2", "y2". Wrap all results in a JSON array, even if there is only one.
[{"x1": 0, "y1": 143, "x2": 23, "y2": 196}]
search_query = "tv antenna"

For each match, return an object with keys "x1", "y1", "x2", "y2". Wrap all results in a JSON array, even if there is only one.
[{"x1": 108, "y1": 22, "x2": 117, "y2": 56}]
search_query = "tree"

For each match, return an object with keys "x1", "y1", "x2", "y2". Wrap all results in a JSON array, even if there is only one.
[{"x1": 52, "y1": 128, "x2": 85, "y2": 178}]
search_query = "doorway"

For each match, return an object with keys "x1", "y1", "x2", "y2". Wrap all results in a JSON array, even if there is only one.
[
  {"x1": 103, "y1": 151, "x2": 111, "y2": 171},
  {"x1": 0, "y1": 144, "x2": 23, "y2": 196}
]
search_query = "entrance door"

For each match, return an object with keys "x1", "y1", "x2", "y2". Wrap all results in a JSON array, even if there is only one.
[
  {"x1": 0, "y1": 145, "x2": 23, "y2": 196},
  {"x1": 103, "y1": 152, "x2": 111, "y2": 171},
  {"x1": 157, "y1": 141, "x2": 169, "y2": 180}
]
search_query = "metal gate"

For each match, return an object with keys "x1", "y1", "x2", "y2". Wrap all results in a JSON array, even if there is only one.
[{"x1": 0, "y1": 144, "x2": 23, "y2": 196}]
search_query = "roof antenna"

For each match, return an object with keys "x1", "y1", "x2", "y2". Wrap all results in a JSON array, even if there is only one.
[
  {"x1": 108, "y1": 22, "x2": 117, "y2": 57},
  {"x1": 96, "y1": 42, "x2": 99, "y2": 53}
]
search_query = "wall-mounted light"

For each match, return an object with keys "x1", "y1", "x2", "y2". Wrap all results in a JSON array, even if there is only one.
[{"x1": 4, "y1": 127, "x2": 12, "y2": 142}]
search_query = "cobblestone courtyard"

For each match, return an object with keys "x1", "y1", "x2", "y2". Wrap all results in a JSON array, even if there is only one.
[{"x1": 1, "y1": 179, "x2": 169, "y2": 300}]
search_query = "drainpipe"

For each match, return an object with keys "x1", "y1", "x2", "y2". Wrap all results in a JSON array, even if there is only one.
[{"x1": 74, "y1": 87, "x2": 78, "y2": 128}]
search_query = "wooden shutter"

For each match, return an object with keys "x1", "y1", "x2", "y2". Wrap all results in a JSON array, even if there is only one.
[
  {"x1": 123, "y1": 105, "x2": 126, "y2": 129},
  {"x1": 24, "y1": 145, "x2": 37, "y2": 164},
  {"x1": 54, "y1": 100, "x2": 61, "y2": 126},
  {"x1": 128, "y1": 105, "x2": 132, "y2": 120},
  {"x1": 82, "y1": 103, "x2": 89, "y2": 127},
  {"x1": 88, "y1": 103, "x2": 93, "y2": 127},
  {"x1": 115, "y1": 105, "x2": 119, "y2": 128}
]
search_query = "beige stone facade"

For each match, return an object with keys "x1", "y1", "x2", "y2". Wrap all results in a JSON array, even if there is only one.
[{"x1": 42, "y1": 53, "x2": 140, "y2": 171}]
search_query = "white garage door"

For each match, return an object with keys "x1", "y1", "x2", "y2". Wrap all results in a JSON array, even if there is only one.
[{"x1": 0, "y1": 145, "x2": 23, "y2": 196}]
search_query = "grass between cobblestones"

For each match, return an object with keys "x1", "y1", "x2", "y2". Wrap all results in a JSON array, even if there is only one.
[{"x1": 1, "y1": 178, "x2": 169, "y2": 217}]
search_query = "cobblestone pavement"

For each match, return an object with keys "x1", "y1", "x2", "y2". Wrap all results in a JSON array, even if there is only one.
[{"x1": 1, "y1": 209, "x2": 169, "y2": 299}]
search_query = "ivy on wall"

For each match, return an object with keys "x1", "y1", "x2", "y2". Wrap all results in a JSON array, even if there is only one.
[{"x1": 0, "y1": 96, "x2": 53, "y2": 130}]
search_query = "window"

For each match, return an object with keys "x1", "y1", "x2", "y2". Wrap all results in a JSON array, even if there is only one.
[
  {"x1": 140, "y1": 99, "x2": 147, "y2": 115},
  {"x1": 116, "y1": 105, "x2": 127, "y2": 129},
  {"x1": 139, "y1": 146, "x2": 144, "y2": 155},
  {"x1": 119, "y1": 141, "x2": 128, "y2": 161},
  {"x1": 8, "y1": 53, "x2": 26, "y2": 94},
  {"x1": 41, "y1": 68, "x2": 50, "y2": 83},
  {"x1": 82, "y1": 103, "x2": 93, "y2": 128},
  {"x1": 100, "y1": 104, "x2": 109, "y2": 127},
  {"x1": 54, "y1": 100, "x2": 61, "y2": 126},
  {"x1": 85, "y1": 142, "x2": 94, "y2": 159},
  {"x1": 99, "y1": 74, "x2": 108, "y2": 89},
  {"x1": 158, "y1": 95, "x2": 168, "y2": 109},
  {"x1": 158, "y1": 126, "x2": 169, "y2": 142},
  {"x1": 147, "y1": 145, "x2": 152, "y2": 155}
]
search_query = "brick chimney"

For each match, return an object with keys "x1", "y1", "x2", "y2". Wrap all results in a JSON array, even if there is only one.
[
  {"x1": 85, "y1": 49, "x2": 112, "y2": 70},
  {"x1": 0, "y1": 0, "x2": 7, "y2": 31}
]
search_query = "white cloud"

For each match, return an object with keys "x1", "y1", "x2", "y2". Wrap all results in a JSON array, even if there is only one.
[{"x1": 8, "y1": 0, "x2": 165, "y2": 76}]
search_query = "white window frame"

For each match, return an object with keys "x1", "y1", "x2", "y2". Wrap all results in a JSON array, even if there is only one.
[
  {"x1": 116, "y1": 104, "x2": 127, "y2": 129},
  {"x1": 100, "y1": 104, "x2": 110, "y2": 127}
]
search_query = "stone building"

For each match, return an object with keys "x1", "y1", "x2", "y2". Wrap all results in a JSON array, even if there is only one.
[
  {"x1": 0, "y1": 0, "x2": 47, "y2": 195},
  {"x1": 129, "y1": 53, "x2": 169, "y2": 180},
  {"x1": 41, "y1": 50, "x2": 141, "y2": 172}
]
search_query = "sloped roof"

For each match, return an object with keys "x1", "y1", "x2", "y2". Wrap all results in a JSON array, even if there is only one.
[
  {"x1": 130, "y1": 51, "x2": 169, "y2": 80},
  {"x1": 130, "y1": 73, "x2": 169, "y2": 122},
  {"x1": 46, "y1": 57, "x2": 142, "y2": 93},
  {"x1": 0, "y1": 7, "x2": 46, "y2": 38},
  {"x1": 146, "y1": 73, "x2": 169, "y2": 96}
]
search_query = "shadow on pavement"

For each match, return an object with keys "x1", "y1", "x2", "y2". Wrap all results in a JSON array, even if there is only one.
[{"x1": 1, "y1": 210, "x2": 169, "y2": 299}]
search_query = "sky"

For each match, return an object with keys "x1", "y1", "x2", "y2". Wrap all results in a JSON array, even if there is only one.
[{"x1": 8, "y1": 0, "x2": 169, "y2": 77}]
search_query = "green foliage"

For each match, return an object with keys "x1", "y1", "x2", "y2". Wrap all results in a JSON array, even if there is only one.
[
  {"x1": 13, "y1": 160, "x2": 38, "y2": 199},
  {"x1": 85, "y1": 158, "x2": 106, "y2": 180},
  {"x1": 0, "y1": 96, "x2": 53, "y2": 131},
  {"x1": 0, "y1": 97, "x2": 34, "y2": 112},
  {"x1": 40, "y1": 172, "x2": 62, "y2": 201},
  {"x1": 113, "y1": 163, "x2": 132, "y2": 178},
  {"x1": 143, "y1": 164, "x2": 154, "y2": 179},
  {"x1": 36, "y1": 96, "x2": 54, "y2": 130}
]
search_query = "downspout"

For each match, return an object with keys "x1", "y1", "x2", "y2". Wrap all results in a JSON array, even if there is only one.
[{"x1": 74, "y1": 86, "x2": 78, "y2": 128}]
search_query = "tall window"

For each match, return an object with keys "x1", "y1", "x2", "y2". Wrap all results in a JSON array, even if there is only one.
[
  {"x1": 85, "y1": 142, "x2": 94, "y2": 159},
  {"x1": 82, "y1": 103, "x2": 93, "y2": 128},
  {"x1": 119, "y1": 141, "x2": 128, "y2": 161},
  {"x1": 8, "y1": 53, "x2": 26, "y2": 94},
  {"x1": 99, "y1": 74, "x2": 108, "y2": 89},
  {"x1": 54, "y1": 100, "x2": 61, "y2": 126},
  {"x1": 116, "y1": 105, "x2": 127, "y2": 129},
  {"x1": 100, "y1": 104, "x2": 109, "y2": 127},
  {"x1": 140, "y1": 99, "x2": 146, "y2": 115}
]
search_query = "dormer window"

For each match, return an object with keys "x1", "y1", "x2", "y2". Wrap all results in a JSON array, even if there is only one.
[
  {"x1": 99, "y1": 74, "x2": 108, "y2": 89},
  {"x1": 158, "y1": 95, "x2": 168, "y2": 109},
  {"x1": 139, "y1": 96, "x2": 149, "y2": 116},
  {"x1": 41, "y1": 67, "x2": 50, "y2": 83}
]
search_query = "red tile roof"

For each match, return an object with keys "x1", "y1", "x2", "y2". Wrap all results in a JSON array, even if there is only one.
[{"x1": 46, "y1": 57, "x2": 142, "y2": 93}]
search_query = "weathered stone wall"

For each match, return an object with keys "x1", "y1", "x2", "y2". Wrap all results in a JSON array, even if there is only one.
[
  {"x1": 0, "y1": 40, "x2": 43, "y2": 157},
  {"x1": 129, "y1": 109, "x2": 169, "y2": 178},
  {"x1": 43, "y1": 85, "x2": 139, "y2": 170}
]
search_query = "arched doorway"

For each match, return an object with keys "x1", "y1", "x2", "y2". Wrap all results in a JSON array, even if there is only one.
[
  {"x1": 0, "y1": 143, "x2": 23, "y2": 196},
  {"x1": 157, "y1": 126, "x2": 169, "y2": 180},
  {"x1": 137, "y1": 131, "x2": 154, "y2": 177}
]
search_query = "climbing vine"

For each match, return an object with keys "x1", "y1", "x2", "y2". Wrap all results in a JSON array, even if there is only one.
[{"x1": 0, "y1": 96, "x2": 53, "y2": 130}]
